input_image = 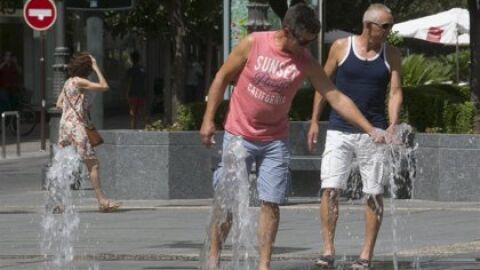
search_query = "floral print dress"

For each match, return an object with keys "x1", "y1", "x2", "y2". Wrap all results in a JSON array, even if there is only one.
[{"x1": 58, "y1": 77, "x2": 96, "y2": 160}]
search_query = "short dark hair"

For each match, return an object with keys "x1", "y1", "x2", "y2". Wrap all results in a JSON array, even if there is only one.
[
  {"x1": 67, "y1": 52, "x2": 92, "y2": 78},
  {"x1": 282, "y1": 3, "x2": 321, "y2": 36},
  {"x1": 130, "y1": 50, "x2": 140, "y2": 64}
]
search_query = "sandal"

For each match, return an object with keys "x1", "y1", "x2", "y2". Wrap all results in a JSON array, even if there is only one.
[
  {"x1": 52, "y1": 205, "x2": 65, "y2": 214},
  {"x1": 352, "y1": 258, "x2": 371, "y2": 270},
  {"x1": 314, "y1": 255, "x2": 335, "y2": 268},
  {"x1": 98, "y1": 199, "x2": 122, "y2": 212}
]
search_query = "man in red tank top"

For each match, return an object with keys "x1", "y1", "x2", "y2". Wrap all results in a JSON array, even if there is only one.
[{"x1": 200, "y1": 2, "x2": 385, "y2": 270}]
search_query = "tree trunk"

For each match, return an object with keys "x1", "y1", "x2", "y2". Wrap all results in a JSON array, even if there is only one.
[
  {"x1": 469, "y1": 0, "x2": 480, "y2": 133},
  {"x1": 204, "y1": 29, "x2": 213, "y2": 98},
  {"x1": 163, "y1": 34, "x2": 173, "y2": 124},
  {"x1": 167, "y1": 0, "x2": 187, "y2": 124}
]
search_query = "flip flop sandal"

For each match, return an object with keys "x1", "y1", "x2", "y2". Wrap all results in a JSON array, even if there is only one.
[
  {"x1": 352, "y1": 258, "x2": 371, "y2": 270},
  {"x1": 314, "y1": 255, "x2": 335, "y2": 268}
]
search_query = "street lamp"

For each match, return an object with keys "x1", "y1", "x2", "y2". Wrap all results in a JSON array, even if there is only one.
[
  {"x1": 49, "y1": 0, "x2": 69, "y2": 147},
  {"x1": 247, "y1": 0, "x2": 270, "y2": 33}
]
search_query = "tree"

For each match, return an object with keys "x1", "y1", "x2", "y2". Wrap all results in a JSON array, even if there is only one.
[
  {"x1": 105, "y1": 0, "x2": 222, "y2": 124},
  {"x1": 468, "y1": 0, "x2": 480, "y2": 133}
]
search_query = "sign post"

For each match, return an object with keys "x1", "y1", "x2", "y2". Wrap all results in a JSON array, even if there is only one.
[{"x1": 23, "y1": 0, "x2": 57, "y2": 151}]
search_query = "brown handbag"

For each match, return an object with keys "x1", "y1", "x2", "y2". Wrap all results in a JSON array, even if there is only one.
[
  {"x1": 63, "y1": 87, "x2": 104, "y2": 147},
  {"x1": 85, "y1": 123, "x2": 104, "y2": 146}
]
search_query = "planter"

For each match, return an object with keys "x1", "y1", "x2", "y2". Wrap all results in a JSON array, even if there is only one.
[
  {"x1": 413, "y1": 134, "x2": 480, "y2": 201},
  {"x1": 96, "y1": 130, "x2": 223, "y2": 199}
]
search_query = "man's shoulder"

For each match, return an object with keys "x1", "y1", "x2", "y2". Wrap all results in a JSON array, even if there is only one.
[{"x1": 329, "y1": 37, "x2": 350, "y2": 53}]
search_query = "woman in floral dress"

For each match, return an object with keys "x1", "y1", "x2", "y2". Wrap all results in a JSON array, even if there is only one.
[{"x1": 56, "y1": 52, "x2": 121, "y2": 212}]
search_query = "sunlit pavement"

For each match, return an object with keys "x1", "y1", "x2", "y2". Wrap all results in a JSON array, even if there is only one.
[{"x1": 0, "y1": 118, "x2": 479, "y2": 269}]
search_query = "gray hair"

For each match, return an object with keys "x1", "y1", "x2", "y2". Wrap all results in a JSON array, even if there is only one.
[{"x1": 362, "y1": 3, "x2": 391, "y2": 23}]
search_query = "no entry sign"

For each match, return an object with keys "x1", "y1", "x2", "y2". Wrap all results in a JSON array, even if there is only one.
[{"x1": 23, "y1": 0, "x2": 57, "y2": 31}]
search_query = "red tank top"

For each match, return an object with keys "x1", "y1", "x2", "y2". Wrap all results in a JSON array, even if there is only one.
[{"x1": 225, "y1": 31, "x2": 312, "y2": 141}]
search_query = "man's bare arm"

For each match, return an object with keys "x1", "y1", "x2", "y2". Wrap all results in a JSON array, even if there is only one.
[
  {"x1": 307, "y1": 38, "x2": 347, "y2": 151},
  {"x1": 199, "y1": 35, "x2": 252, "y2": 146},
  {"x1": 386, "y1": 45, "x2": 403, "y2": 131},
  {"x1": 310, "y1": 38, "x2": 347, "y2": 122}
]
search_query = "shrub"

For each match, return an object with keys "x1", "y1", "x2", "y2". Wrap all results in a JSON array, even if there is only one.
[
  {"x1": 145, "y1": 101, "x2": 229, "y2": 131},
  {"x1": 401, "y1": 54, "x2": 453, "y2": 86},
  {"x1": 402, "y1": 84, "x2": 473, "y2": 133}
]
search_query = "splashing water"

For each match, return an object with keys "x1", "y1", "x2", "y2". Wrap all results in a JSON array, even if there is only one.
[
  {"x1": 41, "y1": 146, "x2": 81, "y2": 270},
  {"x1": 201, "y1": 136, "x2": 257, "y2": 270},
  {"x1": 340, "y1": 124, "x2": 417, "y2": 269},
  {"x1": 384, "y1": 124, "x2": 417, "y2": 270}
]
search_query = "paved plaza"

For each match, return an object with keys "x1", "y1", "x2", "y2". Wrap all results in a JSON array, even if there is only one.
[{"x1": 0, "y1": 123, "x2": 479, "y2": 270}]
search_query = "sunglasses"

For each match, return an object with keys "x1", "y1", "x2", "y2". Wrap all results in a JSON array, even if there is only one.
[
  {"x1": 288, "y1": 29, "x2": 318, "y2": 46},
  {"x1": 369, "y1": 21, "x2": 393, "y2": 31}
]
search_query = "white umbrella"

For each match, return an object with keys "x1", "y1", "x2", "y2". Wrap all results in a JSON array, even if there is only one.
[
  {"x1": 392, "y1": 8, "x2": 469, "y2": 45},
  {"x1": 392, "y1": 8, "x2": 470, "y2": 82}
]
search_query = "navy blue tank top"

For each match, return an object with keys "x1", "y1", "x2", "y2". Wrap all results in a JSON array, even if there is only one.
[{"x1": 328, "y1": 36, "x2": 390, "y2": 133}]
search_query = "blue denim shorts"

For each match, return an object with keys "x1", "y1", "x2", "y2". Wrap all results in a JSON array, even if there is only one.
[{"x1": 213, "y1": 132, "x2": 291, "y2": 204}]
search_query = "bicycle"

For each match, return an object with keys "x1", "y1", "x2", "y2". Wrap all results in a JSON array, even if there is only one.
[{"x1": 0, "y1": 88, "x2": 38, "y2": 137}]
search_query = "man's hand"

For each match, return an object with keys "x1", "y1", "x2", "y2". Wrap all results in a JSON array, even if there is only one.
[
  {"x1": 368, "y1": 128, "x2": 386, "y2": 144},
  {"x1": 307, "y1": 121, "x2": 319, "y2": 152},
  {"x1": 385, "y1": 124, "x2": 401, "y2": 144},
  {"x1": 200, "y1": 119, "x2": 216, "y2": 147}
]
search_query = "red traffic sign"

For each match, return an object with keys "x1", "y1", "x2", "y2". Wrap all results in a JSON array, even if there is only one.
[{"x1": 23, "y1": 0, "x2": 57, "y2": 31}]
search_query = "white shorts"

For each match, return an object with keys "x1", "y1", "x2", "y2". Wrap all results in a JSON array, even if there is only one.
[{"x1": 320, "y1": 130, "x2": 386, "y2": 195}]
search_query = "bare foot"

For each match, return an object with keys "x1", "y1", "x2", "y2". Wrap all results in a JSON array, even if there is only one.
[{"x1": 98, "y1": 199, "x2": 121, "y2": 212}]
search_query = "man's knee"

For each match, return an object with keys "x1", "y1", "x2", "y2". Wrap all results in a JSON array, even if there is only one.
[
  {"x1": 260, "y1": 201, "x2": 280, "y2": 215},
  {"x1": 322, "y1": 188, "x2": 341, "y2": 200},
  {"x1": 365, "y1": 194, "x2": 383, "y2": 214}
]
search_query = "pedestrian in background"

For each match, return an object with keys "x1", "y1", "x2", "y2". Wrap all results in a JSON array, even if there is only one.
[{"x1": 125, "y1": 50, "x2": 148, "y2": 129}]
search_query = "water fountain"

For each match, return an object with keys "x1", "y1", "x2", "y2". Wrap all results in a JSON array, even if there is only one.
[
  {"x1": 201, "y1": 136, "x2": 257, "y2": 270},
  {"x1": 41, "y1": 146, "x2": 81, "y2": 270}
]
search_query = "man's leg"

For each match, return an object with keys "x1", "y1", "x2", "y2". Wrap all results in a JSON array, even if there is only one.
[
  {"x1": 207, "y1": 209, "x2": 232, "y2": 269},
  {"x1": 356, "y1": 133, "x2": 386, "y2": 263},
  {"x1": 257, "y1": 201, "x2": 279, "y2": 270},
  {"x1": 129, "y1": 104, "x2": 137, "y2": 129},
  {"x1": 317, "y1": 130, "x2": 354, "y2": 264},
  {"x1": 320, "y1": 188, "x2": 340, "y2": 257},
  {"x1": 359, "y1": 194, "x2": 383, "y2": 261}
]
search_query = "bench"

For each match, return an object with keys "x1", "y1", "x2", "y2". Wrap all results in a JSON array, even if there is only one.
[{"x1": 287, "y1": 121, "x2": 327, "y2": 196}]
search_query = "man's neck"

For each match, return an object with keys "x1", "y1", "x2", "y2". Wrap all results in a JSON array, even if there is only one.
[
  {"x1": 273, "y1": 30, "x2": 301, "y2": 55},
  {"x1": 357, "y1": 33, "x2": 382, "y2": 52}
]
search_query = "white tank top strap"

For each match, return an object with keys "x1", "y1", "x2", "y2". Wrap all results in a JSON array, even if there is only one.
[
  {"x1": 382, "y1": 43, "x2": 391, "y2": 72},
  {"x1": 338, "y1": 36, "x2": 352, "y2": 66}
]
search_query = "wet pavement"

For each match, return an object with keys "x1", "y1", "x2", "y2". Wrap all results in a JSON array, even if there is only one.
[{"x1": 0, "y1": 117, "x2": 479, "y2": 270}]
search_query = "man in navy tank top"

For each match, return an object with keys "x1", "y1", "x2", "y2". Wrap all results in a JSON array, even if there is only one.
[{"x1": 308, "y1": 4, "x2": 403, "y2": 269}]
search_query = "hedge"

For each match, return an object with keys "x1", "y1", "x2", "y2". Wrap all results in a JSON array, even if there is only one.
[{"x1": 147, "y1": 84, "x2": 473, "y2": 134}]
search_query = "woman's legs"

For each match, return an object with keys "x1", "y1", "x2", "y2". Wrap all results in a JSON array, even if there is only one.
[{"x1": 84, "y1": 158, "x2": 121, "y2": 211}]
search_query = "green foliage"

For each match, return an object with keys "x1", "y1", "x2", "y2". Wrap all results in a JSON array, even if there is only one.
[
  {"x1": 144, "y1": 87, "x2": 319, "y2": 131},
  {"x1": 387, "y1": 32, "x2": 404, "y2": 46},
  {"x1": 105, "y1": 0, "x2": 222, "y2": 41},
  {"x1": 401, "y1": 54, "x2": 453, "y2": 86},
  {"x1": 443, "y1": 102, "x2": 474, "y2": 133},
  {"x1": 145, "y1": 101, "x2": 229, "y2": 131},
  {"x1": 402, "y1": 84, "x2": 473, "y2": 133},
  {"x1": 436, "y1": 50, "x2": 471, "y2": 82}
]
